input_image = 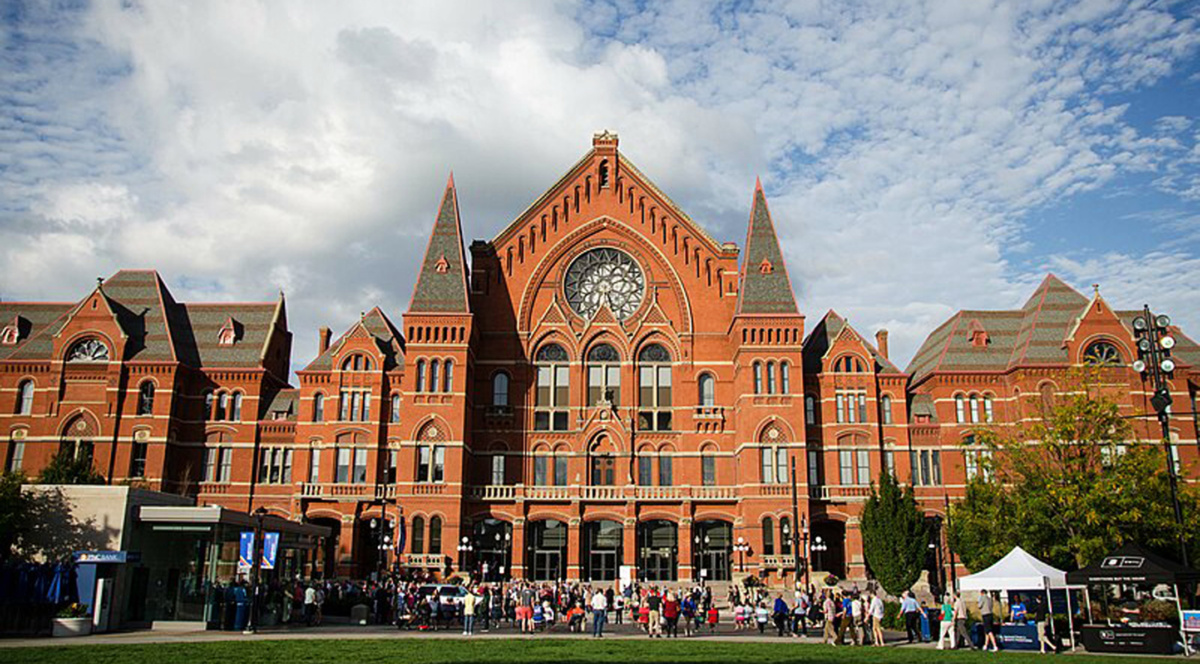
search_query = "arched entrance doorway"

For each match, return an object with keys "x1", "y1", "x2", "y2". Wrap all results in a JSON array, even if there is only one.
[
  {"x1": 307, "y1": 517, "x2": 341, "y2": 579},
  {"x1": 355, "y1": 517, "x2": 393, "y2": 579},
  {"x1": 583, "y1": 520, "x2": 622, "y2": 581},
  {"x1": 637, "y1": 520, "x2": 677, "y2": 581},
  {"x1": 473, "y1": 518, "x2": 513, "y2": 582},
  {"x1": 692, "y1": 520, "x2": 732, "y2": 582},
  {"x1": 527, "y1": 519, "x2": 567, "y2": 581},
  {"x1": 810, "y1": 519, "x2": 846, "y2": 578}
]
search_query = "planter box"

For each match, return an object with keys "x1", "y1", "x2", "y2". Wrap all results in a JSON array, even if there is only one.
[{"x1": 52, "y1": 617, "x2": 93, "y2": 637}]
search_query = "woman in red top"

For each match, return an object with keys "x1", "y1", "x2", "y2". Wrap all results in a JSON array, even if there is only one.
[
  {"x1": 706, "y1": 605, "x2": 719, "y2": 633},
  {"x1": 662, "y1": 592, "x2": 681, "y2": 638}
]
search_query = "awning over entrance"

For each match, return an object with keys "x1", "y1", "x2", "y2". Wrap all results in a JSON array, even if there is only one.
[{"x1": 138, "y1": 506, "x2": 331, "y2": 539}]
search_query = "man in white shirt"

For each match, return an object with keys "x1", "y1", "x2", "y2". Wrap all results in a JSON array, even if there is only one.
[
  {"x1": 849, "y1": 595, "x2": 864, "y2": 646},
  {"x1": 303, "y1": 585, "x2": 317, "y2": 626},
  {"x1": 870, "y1": 593, "x2": 886, "y2": 646},
  {"x1": 590, "y1": 588, "x2": 609, "y2": 637}
]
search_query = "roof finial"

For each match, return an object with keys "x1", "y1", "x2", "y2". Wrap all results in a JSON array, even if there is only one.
[{"x1": 1092, "y1": 283, "x2": 1100, "y2": 296}]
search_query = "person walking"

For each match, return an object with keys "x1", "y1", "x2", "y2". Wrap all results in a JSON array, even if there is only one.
[
  {"x1": 822, "y1": 591, "x2": 838, "y2": 646},
  {"x1": 980, "y1": 590, "x2": 999, "y2": 652},
  {"x1": 681, "y1": 593, "x2": 696, "y2": 637},
  {"x1": 462, "y1": 586, "x2": 477, "y2": 636},
  {"x1": 937, "y1": 593, "x2": 955, "y2": 650},
  {"x1": 900, "y1": 591, "x2": 921, "y2": 644},
  {"x1": 1034, "y1": 596, "x2": 1055, "y2": 654},
  {"x1": 590, "y1": 588, "x2": 608, "y2": 638},
  {"x1": 953, "y1": 592, "x2": 973, "y2": 649},
  {"x1": 869, "y1": 592, "x2": 886, "y2": 647},
  {"x1": 773, "y1": 594, "x2": 789, "y2": 637},
  {"x1": 303, "y1": 584, "x2": 317, "y2": 626},
  {"x1": 646, "y1": 588, "x2": 663, "y2": 638}
]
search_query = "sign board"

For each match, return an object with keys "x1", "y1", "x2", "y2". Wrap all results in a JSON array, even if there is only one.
[
  {"x1": 239, "y1": 531, "x2": 281, "y2": 570},
  {"x1": 1184, "y1": 611, "x2": 1200, "y2": 632},
  {"x1": 238, "y1": 531, "x2": 254, "y2": 571},
  {"x1": 619, "y1": 565, "x2": 634, "y2": 591},
  {"x1": 73, "y1": 551, "x2": 141, "y2": 564},
  {"x1": 261, "y1": 532, "x2": 280, "y2": 570}
]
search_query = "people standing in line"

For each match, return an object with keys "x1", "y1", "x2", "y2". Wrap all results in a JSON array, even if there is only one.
[
  {"x1": 980, "y1": 590, "x2": 1000, "y2": 652},
  {"x1": 937, "y1": 593, "x2": 956, "y2": 650},
  {"x1": 590, "y1": 589, "x2": 608, "y2": 638},
  {"x1": 646, "y1": 587, "x2": 663, "y2": 638},
  {"x1": 900, "y1": 591, "x2": 922, "y2": 644}
]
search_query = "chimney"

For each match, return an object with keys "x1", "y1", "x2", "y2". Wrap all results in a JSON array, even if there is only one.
[
  {"x1": 875, "y1": 329, "x2": 889, "y2": 360},
  {"x1": 318, "y1": 326, "x2": 331, "y2": 354}
]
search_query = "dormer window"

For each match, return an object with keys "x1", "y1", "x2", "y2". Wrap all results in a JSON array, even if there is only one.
[
  {"x1": 217, "y1": 317, "x2": 239, "y2": 346},
  {"x1": 435, "y1": 255, "x2": 450, "y2": 273},
  {"x1": 967, "y1": 319, "x2": 989, "y2": 348},
  {"x1": 0, "y1": 316, "x2": 20, "y2": 345},
  {"x1": 759, "y1": 258, "x2": 774, "y2": 274}
]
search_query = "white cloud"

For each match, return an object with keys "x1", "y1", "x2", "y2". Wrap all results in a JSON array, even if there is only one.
[{"x1": 0, "y1": 0, "x2": 1197, "y2": 373}]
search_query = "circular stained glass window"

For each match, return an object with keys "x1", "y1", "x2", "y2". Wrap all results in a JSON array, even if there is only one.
[
  {"x1": 1083, "y1": 341, "x2": 1122, "y2": 366},
  {"x1": 564, "y1": 248, "x2": 645, "y2": 321}
]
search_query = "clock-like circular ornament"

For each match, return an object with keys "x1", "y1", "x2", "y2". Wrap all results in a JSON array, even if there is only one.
[{"x1": 563, "y1": 248, "x2": 645, "y2": 321}]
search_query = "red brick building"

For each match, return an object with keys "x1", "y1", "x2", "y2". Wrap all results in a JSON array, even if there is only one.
[{"x1": 3, "y1": 132, "x2": 1198, "y2": 587}]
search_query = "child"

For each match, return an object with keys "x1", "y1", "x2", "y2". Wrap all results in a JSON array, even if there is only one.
[
  {"x1": 532, "y1": 602, "x2": 544, "y2": 631},
  {"x1": 706, "y1": 605, "x2": 719, "y2": 633},
  {"x1": 734, "y1": 602, "x2": 746, "y2": 630},
  {"x1": 638, "y1": 601, "x2": 650, "y2": 632},
  {"x1": 542, "y1": 600, "x2": 555, "y2": 631}
]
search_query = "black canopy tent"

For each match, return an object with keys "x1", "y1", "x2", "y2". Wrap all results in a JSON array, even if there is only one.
[{"x1": 1068, "y1": 543, "x2": 1199, "y2": 655}]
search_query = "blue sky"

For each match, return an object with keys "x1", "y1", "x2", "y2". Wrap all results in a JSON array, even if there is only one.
[{"x1": 1, "y1": 0, "x2": 1198, "y2": 369}]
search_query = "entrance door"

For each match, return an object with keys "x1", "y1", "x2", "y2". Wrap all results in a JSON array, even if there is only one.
[
  {"x1": 637, "y1": 520, "x2": 678, "y2": 581},
  {"x1": 584, "y1": 520, "x2": 622, "y2": 581},
  {"x1": 693, "y1": 520, "x2": 733, "y2": 582},
  {"x1": 533, "y1": 551, "x2": 563, "y2": 581},
  {"x1": 588, "y1": 551, "x2": 618, "y2": 581}
]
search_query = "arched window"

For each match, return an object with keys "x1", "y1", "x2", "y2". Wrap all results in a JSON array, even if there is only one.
[
  {"x1": 203, "y1": 391, "x2": 214, "y2": 421},
  {"x1": 429, "y1": 360, "x2": 440, "y2": 393},
  {"x1": 16, "y1": 380, "x2": 34, "y2": 415},
  {"x1": 492, "y1": 372, "x2": 510, "y2": 407},
  {"x1": 443, "y1": 359, "x2": 454, "y2": 392},
  {"x1": 762, "y1": 517, "x2": 775, "y2": 555},
  {"x1": 534, "y1": 343, "x2": 569, "y2": 431},
  {"x1": 701, "y1": 447, "x2": 716, "y2": 486},
  {"x1": 880, "y1": 394, "x2": 892, "y2": 425},
  {"x1": 390, "y1": 394, "x2": 401, "y2": 423},
  {"x1": 780, "y1": 516, "x2": 793, "y2": 555},
  {"x1": 753, "y1": 362, "x2": 763, "y2": 394},
  {"x1": 411, "y1": 516, "x2": 426, "y2": 554},
  {"x1": 955, "y1": 394, "x2": 965, "y2": 423},
  {"x1": 231, "y1": 392, "x2": 243, "y2": 421},
  {"x1": 586, "y1": 343, "x2": 621, "y2": 406},
  {"x1": 780, "y1": 361, "x2": 791, "y2": 394},
  {"x1": 1083, "y1": 341, "x2": 1122, "y2": 366},
  {"x1": 1039, "y1": 383, "x2": 1056, "y2": 412},
  {"x1": 969, "y1": 394, "x2": 980, "y2": 423},
  {"x1": 415, "y1": 360, "x2": 426, "y2": 393},
  {"x1": 215, "y1": 392, "x2": 228, "y2": 421},
  {"x1": 638, "y1": 343, "x2": 672, "y2": 431},
  {"x1": 983, "y1": 395, "x2": 994, "y2": 422},
  {"x1": 137, "y1": 381, "x2": 154, "y2": 416},
  {"x1": 313, "y1": 393, "x2": 325, "y2": 422},
  {"x1": 66, "y1": 338, "x2": 109, "y2": 362},
  {"x1": 428, "y1": 516, "x2": 443, "y2": 553},
  {"x1": 766, "y1": 361, "x2": 777, "y2": 394},
  {"x1": 698, "y1": 374, "x2": 715, "y2": 407},
  {"x1": 805, "y1": 395, "x2": 816, "y2": 425}
]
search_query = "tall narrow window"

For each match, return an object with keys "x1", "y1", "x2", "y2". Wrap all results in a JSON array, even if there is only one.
[
  {"x1": 7, "y1": 439, "x2": 25, "y2": 472},
  {"x1": 856, "y1": 449, "x2": 870, "y2": 484},
  {"x1": 231, "y1": 392, "x2": 243, "y2": 421},
  {"x1": 983, "y1": 396, "x2": 994, "y2": 422},
  {"x1": 411, "y1": 516, "x2": 426, "y2": 554},
  {"x1": 970, "y1": 395, "x2": 980, "y2": 423},
  {"x1": 353, "y1": 448, "x2": 368, "y2": 484},
  {"x1": 429, "y1": 360, "x2": 440, "y2": 393},
  {"x1": 776, "y1": 448, "x2": 787, "y2": 484},
  {"x1": 701, "y1": 453, "x2": 716, "y2": 486},
  {"x1": 807, "y1": 450, "x2": 820, "y2": 485},
  {"x1": 203, "y1": 391, "x2": 214, "y2": 421},
  {"x1": 955, "y1": 395, "x2": 965, "y2": 423},
  {"x1": 637, "y1": 344, "x2": 672, "y2": 431},
  {"x1": 931, "y1": 450, "x2": 942, "y2": 484},
  {"x1": 761, "y1": 448, "x2": 775, "y2": 484},
  {"x1": 586, "y1": 344, "x2": 621, "y2": 406},
  {"x1": 534, "y1": 344, "x2": 570, "y2": 431},
  {"x1": 881, "y1": 395, "x2": 893, "y2": 425},
  {"x1": 698, "y1": 374, "x2": 715, "y2": 407},
  {"x1": 433, "y1": 446, "x2": 445, "y2": 482},
  {"x1": 218, "y1": 448, "x2": 232, "y2": 483},
  {"x1": 780, "y1": 361, "x2": 791, "y2": 394},
  {"x1": 309, "y1": 447, "x2": 321, "y2": 483},
  {"x1": 638, "y1": 455, "x2": 653, "y2": 486},
  {"x1": 337, "y1": 447, "x2": 351, "y2": 483},
  {"x1": 390, "y1": 395, "x2": 401, "y2": 423},
  {"x1": 417, "y1": 446, "x2": 431, "y2": 482},
  {"x1": 429, "y1": 517, "x2": 443, "y2": 553},
  {"x1": 215, "y1": 393, "x2": 228, "y2": 421},
  {"x1": 15, "y1": 380, "x2": 34, "y2": 415},
  {"x1": 137, "y1": 381, "x2": 154, "y2": 416},
  {"x1": 129, "y1": 441, "x2": 147, "y2": 478},
  {"x1": 857, "y1": 393, "x2": 867, "y2": 423},
  {"x1": 766, "y1": 361, "x2": 777, "y2": 394},
  {"x1": 836, "y1": 394, "x2": 846, "y2": 423},
  {"x1": 552, "y1": 451, "x2": 566, "y2": 486},
  {"x1": 839, "y1": 450, "x2": 854, "y2": 485},
  {"x1": 534, "y1": 455, "x2": 548, "y2": 485},
  {"x1": 658, "y1": 454, "x2": 673, "y2": 486},
  {"x1": 762, "y1": 517, "x2": 775, "y2": 555},
  {"x1": 313, "y1": 393, "x2": 325, "y2": 422},
  {"x1": 491, "y1": 454, "x2": 505, "y2": 484},
  {"x1": 492, "y1": 372, "x2": 510, "y2": 407},
  {"x1": 805, "y1": 395, "x2": 816, "y2": 425},
  {"x1": 386, "y1": 449, "x2": 398, "y2": 483},
  {"x1": 415, "y1": 360, "x2": 426, "y2": 393},
  {"x1": 753, "y1": 362, "x2": 763, "y2": 395},
  {"x1": 443, "y1": 359, "x2": 454, "y2": 392}
]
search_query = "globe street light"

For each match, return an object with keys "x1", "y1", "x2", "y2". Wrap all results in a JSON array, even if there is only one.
[{"x1": 733, "y1": 536, "x2": 751, "y2": 573}]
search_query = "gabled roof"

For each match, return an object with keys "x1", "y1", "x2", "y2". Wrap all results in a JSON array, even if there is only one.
[
  {"x1": 302, "y1": 307, "x2": 405, "y2": 372},
  {"x1": 736, "y1": 181, "x2": 799, "y2": 316},
  {"x1": 2, "y1": 270, "x2": 285, "y2": 371},
  {"x1": 408, "y1": 175, "x2": 470, "y2": 314},
  {"x1": 262, "y1": 387, "x2": 299, "y2": 421},
  {"x1": 802, "y1": 310, "x2": 901, "y2": 374}
]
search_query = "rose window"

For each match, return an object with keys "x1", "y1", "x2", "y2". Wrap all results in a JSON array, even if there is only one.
[{"x1": 564, "y1": 248, "x2": 645, "y2": 320}]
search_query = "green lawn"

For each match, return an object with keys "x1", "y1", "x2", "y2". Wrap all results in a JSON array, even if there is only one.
[{"x1": 0, "y1": 639, "x2": 1172, "y2": 664}]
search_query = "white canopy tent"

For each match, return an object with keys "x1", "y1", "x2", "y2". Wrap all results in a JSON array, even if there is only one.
[{"x1": 958, "y1": 546, "x2": 1081, "y2": 648}]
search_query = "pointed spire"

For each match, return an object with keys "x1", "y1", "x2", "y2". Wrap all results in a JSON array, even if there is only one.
[
  {"x1": 736, "y1": 181, "x2": 798, "y2": 315},
  {"x1": 409, "y1": 173, "x2": 470, "y2": 313}
]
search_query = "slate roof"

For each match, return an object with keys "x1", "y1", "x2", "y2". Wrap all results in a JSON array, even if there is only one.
[
  {"x1": 736, "y1": 182, "x2": 799, "y2": 316},
  {"x1": 302, "y1": 307, "x2": 405, "y2": 372},
  {"x1": 906, "y1": 274, "x2": 1200, "y2": 384},
  {"x1": 262, "y1": 387, "x2": 299, "y2": 421},
  {"x1": 909, "y1": 393, "x2": 938, "y2": 423},
  {"x1": 1, "y1": 270, "x2": 284, "y2": 371},
  {"x1": 409, "y1": 176, "x2": 470, "y2": 313},
  {"x1": 0, "y1": 303, "x2": 73, "y2": 361},
  {"x1": 802, "y1": 310, "x2": 902, "y2": 374}
]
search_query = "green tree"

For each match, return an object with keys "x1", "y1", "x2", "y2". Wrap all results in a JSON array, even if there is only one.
[
  {"x1": 860, "y1": 469, "x2": 929, "y2": 594},
  {"x1": 38, "y1": 450, "x2": 105, "y2": 485},
  {"x1": 0, "y1": 472, "x2": 31, "y2": 561},
  {"x1": 948, "y1": 369, "x2": 1199, "y2": 570}
]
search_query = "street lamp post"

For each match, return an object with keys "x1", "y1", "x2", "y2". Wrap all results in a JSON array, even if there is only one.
[
  {"x1": 789, "y1": 455, "x2": 802, "y2": 587},
  {"x1": 811, "y1": 535, "x2": 828, "y2": 576},
  {"x1": 734, "y1": 537, "x2": 750, "y2": 573},
  {"x1": 801, "y1": 518, "x2": 810, "y2": 588},
  {"x1": 244, "y1": 506, "x2": 268, "y2": 635},
  {"x1": 1132, "y1": 307, "x2": 1189, "y2": 567},
  {"x1": 457, "y1": 536, "x2": 474, "y2": 576}
]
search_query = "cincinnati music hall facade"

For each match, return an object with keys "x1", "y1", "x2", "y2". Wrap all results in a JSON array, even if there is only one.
[{"x1": 3, "y1": 132, "x2": 1199, "y2": 588}]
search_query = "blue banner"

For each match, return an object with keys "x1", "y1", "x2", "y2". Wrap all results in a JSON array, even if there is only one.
[
  {"x1": 238, "y1": 531, "x2": 254, "y2": 571},
  {"x1": 261, "y1": 532, "x2": 280, "y2": 570},
  {"x1": 396, "y1": 517, "x2": 406, "y2": 555}
]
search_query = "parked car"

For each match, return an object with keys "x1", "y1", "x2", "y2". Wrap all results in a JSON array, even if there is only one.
[{"x1": 416, "y1": 584, "x2": 469, "y2": 622}]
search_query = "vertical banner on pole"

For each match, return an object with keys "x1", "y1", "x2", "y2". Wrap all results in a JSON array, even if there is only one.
[
  {"x1": 261, "y1": 532, "x2": 280, "y2": 570},
  {"x1": 238, "y1": 532, "x2": 254, "y2": 572}
]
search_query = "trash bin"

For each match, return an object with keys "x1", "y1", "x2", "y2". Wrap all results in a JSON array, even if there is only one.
[{"x1": 351, "y1": 604, "x2": 370, "y2": 626}]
